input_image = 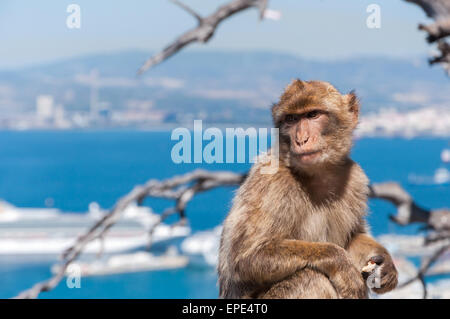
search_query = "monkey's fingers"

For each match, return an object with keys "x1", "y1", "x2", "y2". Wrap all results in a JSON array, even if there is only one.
[
  {"x1": 371, "y1": 268, "x2": 398, "y2": 294},
  {"x1": 333, "y1": 268, "x2": 368, "y2": 299},
  {"x1": 369, "y1": 255, "x2": 385, "y2": 265},
  {"x1": 361, "y1": 255, "x2": 385, "y2": 280},
  {"x1": 372, "y1": 257, "x2": 398, "y2": 294}
]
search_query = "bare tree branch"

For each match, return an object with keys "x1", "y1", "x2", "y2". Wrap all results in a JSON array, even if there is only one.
[
  {"x1": 398, "y1": 243, "x2": 450, "y2": 298},
  {"x1": 425, "y1": 229, "x2": 450, "y2": 244},
  {"x1": 170, "y1": 0, "x2": 203, "y2": 23},
  {"x1": 405, "y1": 0, "x2": 450, "y2": 73},
  {"x1": 419, "y1": 20, "x2": 450, "y2": 42},
  {"x1": 14, "y1": 169, "x2": 246, "y2": 299},
  {"x1": 369, "y1": 182, "x2": 450, "y2": 230},
  {"x1": 370, "y1": 181, "x2": 450, "y2": 297},
  {"x1": 137, "y1": 0, "x2": 268, "y2": 74},
  {"x1": 138, "y1": 0, "x2": 450, "y2": 74},
  {"x1": 14, "y1": 172, "x2": 450, "y2": 299},
  {"x1": 429, "y1": 39, "x2": 450, "y2": 68},
  {"x1": 258, "y1": 0, "x2": 268, "y2": 20},
  {"x1": 405, "y1": 0, "x2": 450, "y2": 20}
]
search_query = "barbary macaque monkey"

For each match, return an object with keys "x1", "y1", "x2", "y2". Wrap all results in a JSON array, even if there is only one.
[{"x1": 218, "y1": 79, "x2": 398, "y2": 299}]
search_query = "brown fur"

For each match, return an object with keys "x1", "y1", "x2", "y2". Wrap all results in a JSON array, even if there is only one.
[{"x1": 218, "y1": 79, "x2": 398, "y2": 299}]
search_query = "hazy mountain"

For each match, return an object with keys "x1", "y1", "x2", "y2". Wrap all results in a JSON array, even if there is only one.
[{"x1": 0, "y1": 50, "x2": 448, "y2": 125}]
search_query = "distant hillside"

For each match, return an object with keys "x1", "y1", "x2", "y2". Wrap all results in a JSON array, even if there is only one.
[{"x1": 0, "y1": 50, "x2": 448, "y2": 125}]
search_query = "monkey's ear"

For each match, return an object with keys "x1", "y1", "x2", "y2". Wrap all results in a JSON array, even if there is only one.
[
  {"x1": 346, "y1": 90, "x2": 360, "y2": 128},
  {"x1": 280, "y1": 79, "x2": 304, "y2": 103},
  {"x1": 271, "y1": 103, "x2": 280, "y2": 127}
]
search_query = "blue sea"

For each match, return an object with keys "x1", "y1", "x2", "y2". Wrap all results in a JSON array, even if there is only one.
[{"x1": 0, "y1": 131, "x2": 448, "y2": 299}]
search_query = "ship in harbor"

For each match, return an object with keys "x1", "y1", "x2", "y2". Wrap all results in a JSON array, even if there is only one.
[{"x1": 0, "y1": 200, "x2": 190, "y2": 257}]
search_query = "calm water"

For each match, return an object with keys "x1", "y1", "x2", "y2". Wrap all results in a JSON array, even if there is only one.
[{"x1": 0, "y1": 131, "x2": 448, "y2": 298}]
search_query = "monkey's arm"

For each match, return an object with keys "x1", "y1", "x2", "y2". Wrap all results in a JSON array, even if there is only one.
[
  {"x1": 346, "y1": 233, "x2": 398, "y2": 294},
  {"x1": 235, "y1": 239, "x2": 367, "y2": 299}
]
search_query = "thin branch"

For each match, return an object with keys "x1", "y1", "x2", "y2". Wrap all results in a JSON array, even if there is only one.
[
  {"x1": 137, "y1": 0, "x2": 267, "y2": 74},
  {"x1": 405, "y1": 0, "x2": 450, "y2": 73},
  {"x1": 397, "y1": 243, "x2": 450, "y2": 297},
  {"x1": 258, "y1": 0, "x2": 268, "y2": 20},
  {"x1": 14, "y1": 176, "x2": 448, "y2": 298},
  {"x1": 14, "y1": 169, "x2": 246, "y2": 299},
  {"x1": 419, "y1": 20, "x2": 450, "y2": 43},
  {"x1": 425, "y1": 230, "x2": 450, "y2": 244},
  {"x1": 369, "y1": 181, "x2": 450, "y2": 298},
  {"x1": 369, "y1": 182, "x2": 450, "y2": 231},
  {"x1": 170, "y1": 0, "x2": 203, "y2": 23},
  {"x1": 405, "y1": 0, "x2": 450, "y2": 19},
  {"x1": 429, "y1": 39, "x2": 450, "y2": 69}
]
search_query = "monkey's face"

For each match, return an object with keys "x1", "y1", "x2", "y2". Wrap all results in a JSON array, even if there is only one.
[
  {"x1": 281, "y1": 110, "x2": 331, "y2": 166},
  {"x1": 273, "y1": 79, "x2": 360, "y2": 170}
]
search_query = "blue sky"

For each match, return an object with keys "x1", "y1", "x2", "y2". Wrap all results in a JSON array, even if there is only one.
[{"x1": 0, "y1": 0, "x2": 432, "y2": 68}]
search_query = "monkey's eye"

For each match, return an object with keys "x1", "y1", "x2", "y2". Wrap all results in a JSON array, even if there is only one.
[
  {"x1": 305, "y1": 111, "x2": 320, "y2": 119},
  {"x1": 285, "y1": 114, "x2": 300, "y2": 124}
]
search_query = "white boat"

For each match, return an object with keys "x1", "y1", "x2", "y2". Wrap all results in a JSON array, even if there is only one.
[
  {"x1": 408, "y1": 167, "x2": 450, "y2": 185},
  {"x1": 433, "y1": 167, "x2": 450, "y2": 184},
  {"x1": 51, "y1": 247, "x2": 189, "y2": 276},
  {"x1": 0, "y1": 201, "x2": 190, "y2": 256},
  {"x1": 180, "y1": 226, "x2": 221, "y2": 268},
  {"x1": 441, "y1": 149, "x2": 450, "y2": 163}
]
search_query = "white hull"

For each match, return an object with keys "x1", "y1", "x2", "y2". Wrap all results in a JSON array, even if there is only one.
[
  {"x1": 0, "y1": 201, "x2": 190, "y2": 256},
  {"x1": 52, "y1": 250, "x2": 189, "y2": 276},
  {"x1": 0, "y1": 227, "x2": 189, "y2": 255}
]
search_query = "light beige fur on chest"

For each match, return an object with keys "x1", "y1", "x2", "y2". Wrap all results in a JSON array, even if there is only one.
[{"x1": 235, "y1": 155, "x2": 369, "y2": 248}]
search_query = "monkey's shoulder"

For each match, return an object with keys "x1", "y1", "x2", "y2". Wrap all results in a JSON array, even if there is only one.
[
  {"x1": 237, "y1": 157, "x2": 299, "y2": 200},
  {"x1": 345, "y1": 159, "x2": 370, "y2": 194}
]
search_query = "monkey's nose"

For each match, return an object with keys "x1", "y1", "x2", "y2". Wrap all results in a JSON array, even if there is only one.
[
  {"x1": 300, "y1": 136, "x2": 309, "y2": 146},
  {"x1": 295, "y1": 135, "x2": 308, "y2": 147}
]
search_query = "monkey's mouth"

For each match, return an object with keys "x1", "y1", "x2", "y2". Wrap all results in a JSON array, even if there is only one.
[
  {"x1": 296, "y1": 150, "x2": 322, "y2": 163},
  {"x1": 298, "y1": 150, "x2": 321, "y2": 157}
]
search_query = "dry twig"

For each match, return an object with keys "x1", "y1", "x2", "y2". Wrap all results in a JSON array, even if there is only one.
[
  {"x1": 398, "y1": 243, "x2": 450, "y2": 298},
  {"x1": 14, "y1": 169, "x2": 246, "y2": 299},
  {"x1": 14, "y1": 175, "x2": 449, "y2": 299},
  {"x1": 370, "y1": 181, "x2": 450, "y2": 297},
  {"x1": 137, "y1": 0, "x2": 268, "y2": 74},
  {"x1": 405, "y1": 0, "x2": 450, "y2": 73},
  {"x1": 369, "y1": 182, "x2": 450, "y2": 230}
]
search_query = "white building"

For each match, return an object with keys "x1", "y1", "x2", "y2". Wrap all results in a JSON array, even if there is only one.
[{"x1": 36, "y1": 95, "x2": 54, "y2": 121}]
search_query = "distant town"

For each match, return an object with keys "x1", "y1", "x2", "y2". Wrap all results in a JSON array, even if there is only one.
[
  {"x1": 0, "y1": 51, "x2": 449, "y2": 137},
  {"x1": 1, "y1": 91, "x2": 447, "y2": 138},
  {"x1": 356, "y1": 107, "x2": 450, "y2": 138},
  {"x1": 8, "y1": 92, "x2": 167, "y2": 131}
]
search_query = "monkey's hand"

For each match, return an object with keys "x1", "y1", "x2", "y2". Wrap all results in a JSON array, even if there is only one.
[
  {"x1": 362, "y1": 255, "x2": 398, "y2": 294},
  {"x1": 234, "y1": 239, "x2": 368, "y2": 298},
  {"x1": 321, "y1": 244, "x2": 368, "y2": 299},
  {"x1": 346, "y1": 233, "x2": 398, "y2": 294}
]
